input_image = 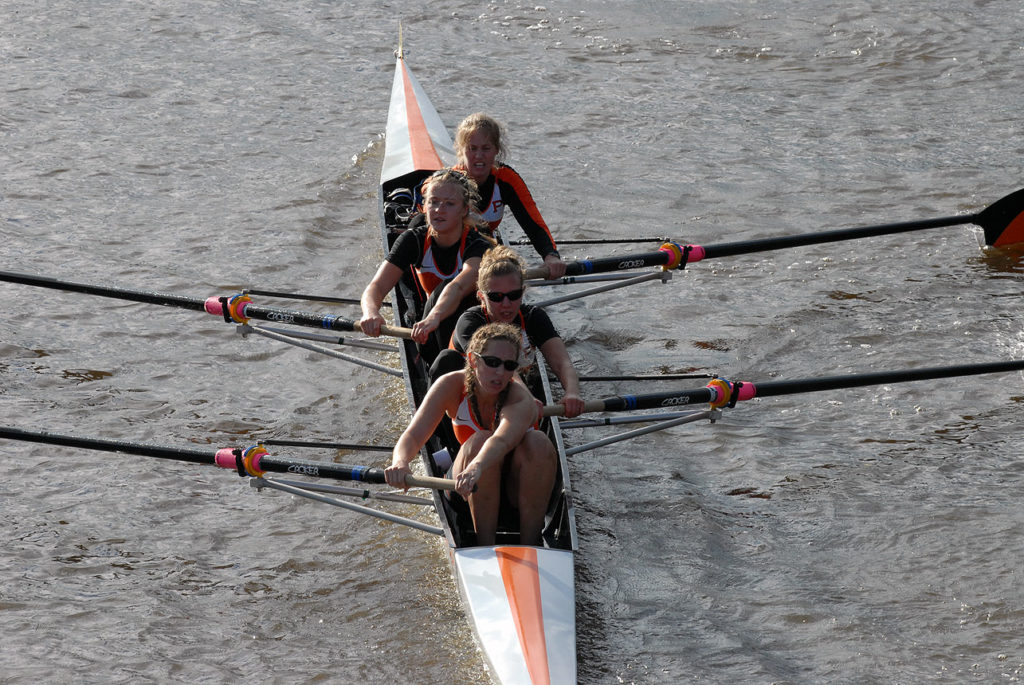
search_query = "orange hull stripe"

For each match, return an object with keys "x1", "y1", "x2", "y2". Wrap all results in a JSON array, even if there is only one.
[
  {"x1": 993, "y1": 212, "x2": 1024, "y2": 247},
  {"x1": 400, "y1": 61, "x2": 443, "y2": 172},
  {"x1": 497, "y1": 547, "x2": 550, "y2": 685}
]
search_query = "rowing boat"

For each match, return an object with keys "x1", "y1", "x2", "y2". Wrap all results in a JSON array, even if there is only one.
[{"x1": 378, "y1": 45, "x2": 578, "y2": 684}]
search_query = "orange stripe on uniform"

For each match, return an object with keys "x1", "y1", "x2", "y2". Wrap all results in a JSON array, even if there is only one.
[
  {"x1": 400, "y1": 61, "x2": 443, "y2": 171},
  {"x1": 497, "y1": 547, "x2": 550, "y2": 685}
]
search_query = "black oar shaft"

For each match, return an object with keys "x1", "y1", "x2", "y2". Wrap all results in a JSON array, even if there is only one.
[
  {"x1": 0, "y1": 426, "x2": 213, "y2": 464},
  {"x1": 260, "y1": 438, "x2": 393, "y2": 452},
  {"x1": 751, "y1": 360, "x2": 1024, "y2": 398},
  {"x1": 544, "y1": 387, "x2": 715, "y2": 416},
  {"x1": 552, "y1": 215, "x2": 976, "y2": 278},
  {"x1": 246, "y1": 289, "x2": 393, "y2": 309},
  {"x1": 247, "y1": 289, "x2": 363, "y2": 306},
  {"x1": 0, "y1": 426, "x2": 379, "y2": 478},
  {"x1": 535, "y1": 188, "x2": 1024, "y2": 278},
  {"x1": 0, "y1": 427, "x2": 450, "y2": 489},
  {"x1": 0, "y1": 270, "x2": 208, "y2": 311},
  {"x1": 559, "y1": 250, "x2": 670, "y2": 277},
  {"x1": 544, "y1": 359, "x2": 1024, "y2": 416},
  {"x1": 574, "y1": 373, "x2": 712, "y2": 382},
  {"x1": 0, "y1": 270, "x2": 414, "y2": 339},
  {"x1": 234, "y1": 303, "x2": 359, "y2": 331},
  {"x1": 254, "y1": 454, "x2": 388, "y2": 483},
  {"x1": 205, "y1": 300, "x2": 413, "y2": 339},
  {"x1": 700, "y1": 214, "x2": 974, "y2": 260},
  {"x1": 511, "y1": 237, "x2": 670, "y2": 245}
]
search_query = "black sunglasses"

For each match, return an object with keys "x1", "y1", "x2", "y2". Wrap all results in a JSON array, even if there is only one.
[
  {"x1": 485, "y1": 288, "x2": 524, "y2": 303},
  {"x1": 478, "y1": 354, "x2": 519, "y2": 371}
]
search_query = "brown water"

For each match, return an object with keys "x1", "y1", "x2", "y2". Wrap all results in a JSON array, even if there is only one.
[{"x1": 3, "y1": 1, "x2": 1024, "y2": 683}]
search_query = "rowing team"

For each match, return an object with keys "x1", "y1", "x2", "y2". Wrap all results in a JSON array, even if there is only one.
[{"x1": 358, "y1": 113, "x2": 583, "y2": 546}]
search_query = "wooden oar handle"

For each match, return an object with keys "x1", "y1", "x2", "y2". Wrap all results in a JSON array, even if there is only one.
[
  {"x1": 380, "y1": 323, "x2": 414, "y2": 340},
  {"x1": 525, "y1": 266, "x2": 550, "y2": 280},
  {"x1": 542, "y1": 400, "x2": 606, "y2": 417},
  {"x1": 405, "y1": 473, "x2": 456, "y2": 491}
]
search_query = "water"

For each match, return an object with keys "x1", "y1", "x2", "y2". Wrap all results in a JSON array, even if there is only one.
[{"x1": 3, "y1": 1, "x2": 1023, "y2": 682}]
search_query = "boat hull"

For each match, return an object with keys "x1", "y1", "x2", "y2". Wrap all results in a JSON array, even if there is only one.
[
  {"x1": 378, "y1": 50, "x2": 577, "y2": 684},
  {"x1": 453, "y1": 546, "x2": 576, "y2": 685}
]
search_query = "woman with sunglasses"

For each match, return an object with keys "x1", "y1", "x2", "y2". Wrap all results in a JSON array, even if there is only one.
[
  {"x1": 454, "y1": 113, "x2": 567, "y2": 279},
  {"x1": 386, "y1": 323, "x2": 557, "y2": 546},
  {"x1": 359, "y1": 169, "x2": 493, "y2": 360},
  {"x1": 430, "y1": 245, "x2": 584, "y2": 418}
]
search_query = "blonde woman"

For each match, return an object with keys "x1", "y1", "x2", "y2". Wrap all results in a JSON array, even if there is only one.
[
  {"x1": 386, "y1": 323, "x2": 556, "y2": 546},
  {"x1": 454, "y1": 113, "x2": 566, "y2": 279},
  {"x1": 430, "y1": 245, "x2": 583, "y2": 417},
  {"x1": 360, "y1": 169, "x2": 493, "y2": 357}
]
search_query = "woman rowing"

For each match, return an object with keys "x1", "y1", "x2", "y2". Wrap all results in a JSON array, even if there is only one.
[
  {"x1": 454, "y1": 113, "x2": 567, "y2": 279},
  {"x1": 430, "y1": 245, "x2": 584, "y2": 418},
  {"x1": 359, "y1": 169, "x2": 493, "y2": 361},
  {"x1": 386, "y1": 323, "x2": 557, "y2": 546}
]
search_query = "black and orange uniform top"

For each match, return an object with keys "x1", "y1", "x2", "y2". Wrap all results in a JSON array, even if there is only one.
[
  {"x1": 385, "y1": 218, "x2": 492, "y2": 302},
  {"x1": 454, "y1": 163, "x2": 559, "y2": 261},
  {"x1": 450, "y1": 304, "x2": 559, "y2": 370}
]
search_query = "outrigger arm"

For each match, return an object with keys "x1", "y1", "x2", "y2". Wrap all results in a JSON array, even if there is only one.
[
  {"x1": 238, "y1": 324, "x2": 402, "y2": 377},
  {"x1": 251, "y1": 477, "x2": 442, "y2": 536},
  {"x1": 562, "y1": 409, "x2": 719, "y2": 457},
  {"x1": 531, "y1": 270, "x2": 672, "y2": 308}
]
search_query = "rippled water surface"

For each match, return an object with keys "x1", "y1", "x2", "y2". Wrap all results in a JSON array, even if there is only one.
[{"x1": 3, "y1": 1, "x2": 1024, "y2": 683}]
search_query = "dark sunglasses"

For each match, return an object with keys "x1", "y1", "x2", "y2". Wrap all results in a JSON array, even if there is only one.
[
  {"x1": 478, "y1": 355, "x2": 519, "y2": 371},
  {"x1": 485, "y1": 288, "x2": 524, "y2": 303}
]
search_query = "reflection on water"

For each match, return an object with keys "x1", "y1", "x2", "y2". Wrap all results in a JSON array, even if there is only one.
[{"x1": 974, "y1": 244, "x2": 1024, "y2": 275}]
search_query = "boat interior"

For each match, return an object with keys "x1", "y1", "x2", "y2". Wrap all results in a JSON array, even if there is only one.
[{"x1": 380, "y1": 170, "x2": 575, "y2": 551}]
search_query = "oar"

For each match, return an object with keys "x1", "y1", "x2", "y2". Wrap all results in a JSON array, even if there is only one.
[
  {"x1": 246, "y1": 288, "x2": 391, "y2": 308},
  {"x1": 525, "y1": 188, "x2": 1024, "y2": 279},
  {"x1": 570, "y1": 372, "x2": 713, "y2": 382},
  {"x1": 0, "y1": 427, "x2": 453, "y2": 490},
  {"x1": 509, "y1": 236, "x2": 671, "y2": 246},
  {"x1": 543, "y1": 359, "x2": 1024, "y2": 416},
  {"x1": 0, "y1": 271, "x2": 412, "y2": 340},
  {"x1": 260, "y1": 438, "x2": 393, "y2": 452}
]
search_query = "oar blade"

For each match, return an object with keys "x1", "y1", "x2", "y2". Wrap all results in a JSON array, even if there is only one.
[{"x1": 976, "y1": 187, "x2": 1024, "y2": 247}]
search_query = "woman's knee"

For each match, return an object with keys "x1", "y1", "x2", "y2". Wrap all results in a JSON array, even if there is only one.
[
  {"x1": 453, "y1": 431, "x2": 497, "y2": 473},
  {"x1": 515, "y1": 432, "x2": 556, "y2": 469}
]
